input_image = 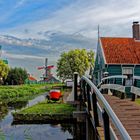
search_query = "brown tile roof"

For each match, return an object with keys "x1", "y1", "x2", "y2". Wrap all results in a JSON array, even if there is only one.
[
  {"x1": 100, "y1": 37, "x2": 140, "y2": 64},
  {"x1": 28, "y1": 76, "x2": 37, "y2": 81}
]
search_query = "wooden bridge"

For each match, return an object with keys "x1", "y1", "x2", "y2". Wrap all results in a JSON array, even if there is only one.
[{"x1": 73, "y1": 73, "x2": 140, "y2": 140}]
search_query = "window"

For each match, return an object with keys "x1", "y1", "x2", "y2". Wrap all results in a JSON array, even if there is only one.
[
  {"x1": 122, "y1": 67, "x2": 133, "y2": 86},
  {"x1": 122, "y1": 67, "x2": 133, "y2": 75}
]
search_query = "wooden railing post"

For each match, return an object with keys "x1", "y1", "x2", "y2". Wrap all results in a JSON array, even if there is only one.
[
  {"x1": 103, "y1": 72, "x2": 109, "y2": 94},
  {"x1": 102, "y1": 109, "x2": 110, "y2": 140},
  {"x1": 132, "y1": 79, "x2": 137, "y2": 101},
  {"x1": 92, "y1": 92, "x2": 99, "y2": 127},
  {"x1": 79, "y1": 80, "x2": 83, "y2": 101},
  {"x1": 121, "y1": 79, "x2": 125, "y2": 99},
  {"x1": 74, "y1": 72, "x2": 78, "y2": 101},
  {"x1": 82, "y1": 80, "x2": 87, "y2": 102},
  {"x1": 87, "y1": 84, "x2": 91, "y2": 111},
  {"x1": 112, "y1": 78, "x2": 116, "y2": 96}
]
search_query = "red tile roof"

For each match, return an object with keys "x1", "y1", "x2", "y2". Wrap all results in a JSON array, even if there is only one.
[
  {"x1": 28, "y1": 76, "x2": 37, "y2": 81},
  {"x1": 100, "y1": 37, "x2": 140, "y2": 64}
]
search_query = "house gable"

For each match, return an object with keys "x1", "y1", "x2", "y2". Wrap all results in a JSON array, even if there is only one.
[{"x1": 93, "y1": 38, "x2": 106, "y2": 83}]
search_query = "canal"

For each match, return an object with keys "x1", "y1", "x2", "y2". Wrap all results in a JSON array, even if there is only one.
[{"x1": 0, "y1": 94, "x2": 92, "y2": 140}]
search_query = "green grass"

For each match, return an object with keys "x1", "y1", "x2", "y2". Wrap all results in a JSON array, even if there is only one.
[
  {"x1": 0, "y1": 86, "x2": 45, "y2": 102},
  {"x1": 18, "y1": 102, "x2": 76, "y2": 115},
  {"x1": 0, "y1": 83, "x2": 64, "y2": 104}
]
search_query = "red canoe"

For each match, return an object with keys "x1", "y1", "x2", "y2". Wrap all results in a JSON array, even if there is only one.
[{"x1": 49, "y1": 90, "x2": 62, "y2": 101}]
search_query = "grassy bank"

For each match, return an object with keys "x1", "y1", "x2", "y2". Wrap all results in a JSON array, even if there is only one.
[
  {"x1": 13, "y1": 102, "x2": 76, "y2": 123},
  {"x1": 18, "y1": 102, "x2": 75, "y2": 114},
  {"x1": 0, "y1": 83, "x2": 64, "y2": 104}
]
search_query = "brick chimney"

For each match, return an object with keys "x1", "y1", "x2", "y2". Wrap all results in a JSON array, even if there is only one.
[{"x1": 132, "y1": 21, "x2": 140, "y2": 40}]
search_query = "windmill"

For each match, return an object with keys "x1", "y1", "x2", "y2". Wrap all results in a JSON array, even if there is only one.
[{"x1": 37, "y1": 58, "x2": 54, "y2": 81}]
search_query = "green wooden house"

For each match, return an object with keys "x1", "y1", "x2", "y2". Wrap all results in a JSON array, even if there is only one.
[{"x1": 93, "y1": 22, "x2": 140, "y2": 96}]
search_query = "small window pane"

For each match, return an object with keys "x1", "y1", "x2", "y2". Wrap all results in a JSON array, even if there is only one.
[{"x1": 122, "y1": 68, "x2": 133, "y2": 74}]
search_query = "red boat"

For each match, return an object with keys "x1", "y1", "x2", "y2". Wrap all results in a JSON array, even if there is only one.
[{"x1": 49, "y1": 90, "x2": 62, "y2": 101}]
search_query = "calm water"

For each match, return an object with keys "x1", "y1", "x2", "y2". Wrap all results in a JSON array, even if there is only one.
[{"x1": 0, "y1": 94, "x2": 74, "y2": 140}]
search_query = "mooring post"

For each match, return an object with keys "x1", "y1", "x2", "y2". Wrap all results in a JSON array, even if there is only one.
[
  {"x1": 132, "y1": 79, "x2": 136, "y2": 101},
  {"x1": 102, "y1": 109, "x2": 110, "y2": 140},
  {"x1": 74, "y1": 72, "x2": 78, "y2": 101}
]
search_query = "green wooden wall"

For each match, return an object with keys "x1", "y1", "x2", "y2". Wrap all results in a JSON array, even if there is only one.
[
  {"x1": 134, "y1": 65, "x2": 140, "y2": 87},
  {"x1": 93, "y1": 40, "x2": 106, "y2": 84},
  {"x1": 107, "y1": 65, "x2": 122, "y2": 85}
]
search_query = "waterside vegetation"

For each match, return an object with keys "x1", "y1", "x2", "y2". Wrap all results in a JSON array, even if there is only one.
[{"x1": 0, "y1": 83, "x2": 64, "y2": 109}]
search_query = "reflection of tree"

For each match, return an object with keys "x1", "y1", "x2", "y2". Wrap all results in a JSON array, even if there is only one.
[
  {"x1": 61, "y1": 122, "x2": 86, "y2": 140},
  {"x1": 60, "y1": 123, "x2": 74, "y2": 136},
  {"x1": 0, "y1": 102, "x2": 8, "y2": 120},
  {"x1": 0, "y1": 129, "x2": 5, "y2": 140}
]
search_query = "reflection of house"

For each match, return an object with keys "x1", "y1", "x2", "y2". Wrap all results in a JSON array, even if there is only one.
[
  {"x1": 26, "y1": 75, "x2": 37, "y2": 84},
  {"x1": 93, "y1": 22, "x2": 140, "y2": 96}
]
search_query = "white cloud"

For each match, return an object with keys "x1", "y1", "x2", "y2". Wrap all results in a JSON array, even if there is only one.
[
  {"x1": 1, "y1": 0, "x2": 140, "y2": 79},
  {"x1": 4, "y1": 0, "x2": 140, "y2": 39},
  {"x1": 14, "y1": 0, "x2": 27, "y2": 9},
  {"x1": 2, "y1": 50, "x2": 44, "y2": 60}
]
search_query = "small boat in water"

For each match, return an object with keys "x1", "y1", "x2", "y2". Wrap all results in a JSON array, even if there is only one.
[{"x1": 47, "y1": 89, "x2": 62, "y2": 101}]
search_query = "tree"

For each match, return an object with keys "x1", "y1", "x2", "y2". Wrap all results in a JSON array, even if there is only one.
[
  {"x1": 4, "y1": 67, "x2": 28, "y2": 85},
  {"x1": 0, "y1": 60, "x2": 9, "y2": 84},
  {"x1": 56, "y1": 49, "x2": 95, "y2": 81}
]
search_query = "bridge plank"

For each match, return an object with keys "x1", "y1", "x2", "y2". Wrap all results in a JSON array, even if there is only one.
[{"x1": 103, "y1": 94, "x2": 140, "y2": 140}]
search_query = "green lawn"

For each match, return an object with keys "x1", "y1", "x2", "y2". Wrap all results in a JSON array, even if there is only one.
[{"x1": 18, "y1": 102, "x2": 76, "y2": 115}]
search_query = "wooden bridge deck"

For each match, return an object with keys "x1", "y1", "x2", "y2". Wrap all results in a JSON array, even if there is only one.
[{"x1": 104, "y1": 94, "x2": 140, "y2": 140}]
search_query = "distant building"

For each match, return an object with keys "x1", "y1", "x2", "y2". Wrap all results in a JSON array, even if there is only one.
[
  {"x1": 39, "y1": 76, "x2": 60, "y2": 84},
  {"x1": 93, "y1": 22, "x2": 140, "y2": 96},
  {"x1": 25, "y1": 74, "x2": 37, "y2": 84}
]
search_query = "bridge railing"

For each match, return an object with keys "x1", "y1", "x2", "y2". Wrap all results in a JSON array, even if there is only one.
[
  {"x1": 131, "y1": 76, "x2": 140, "y2": 101},
  {"x1": 96, "y1": 75, "x2": 140, "y2": 101},
  {"x1": 98, "y1": 75, "x2": 127, "y2": 99},
  {"x1": 80, "y1": 76, "x2": 131, "y2": 140}
]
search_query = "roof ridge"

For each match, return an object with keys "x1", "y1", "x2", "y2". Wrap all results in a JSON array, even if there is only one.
[{"x1": 100, "y1": 37, "x2": 132, "y2": 39}]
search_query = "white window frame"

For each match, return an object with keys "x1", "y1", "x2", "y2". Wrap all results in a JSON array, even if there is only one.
[{"x1": 122, "y1": 67, "x2": 134, "y2": 86}]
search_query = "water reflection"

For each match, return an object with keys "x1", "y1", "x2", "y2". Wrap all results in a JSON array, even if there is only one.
[
  {"x1": 0, "y1": 94, "x2": 74, "y2": 140},
  {"x1": 0, "y1": 124, "x2": 73, "y2": 140},
  {"x1": 86, "y1": 117, "x2": 97, "y2": 140},
  {"x1": 0, "y1": 94, "x2": 96, "y2": 140},
  {"x1": 0, "y1": 102, "x2": 8, "y2": 120}
]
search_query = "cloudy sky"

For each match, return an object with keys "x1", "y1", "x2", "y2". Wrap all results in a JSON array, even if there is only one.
[{"x1": 0, "y1": 0, "x2": 139, "y2": 79}]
